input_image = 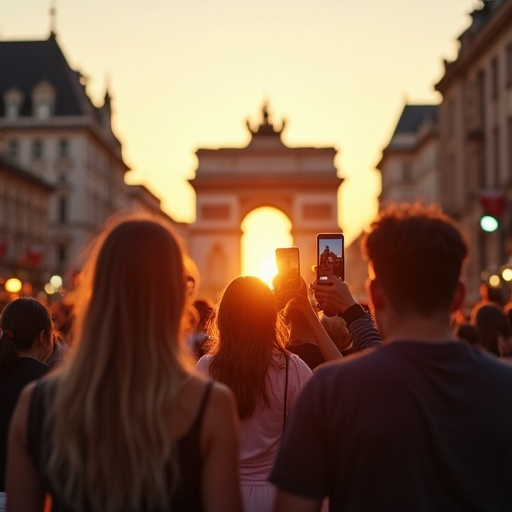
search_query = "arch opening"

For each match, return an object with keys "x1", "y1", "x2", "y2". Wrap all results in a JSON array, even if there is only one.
[{"x1": 241, "y1": 207, "x2": 293, "y2": 287}]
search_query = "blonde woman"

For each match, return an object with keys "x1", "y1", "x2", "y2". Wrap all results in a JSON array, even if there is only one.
[{"x1": 6, "y1": 215, "x2": 242, "y2": 512}]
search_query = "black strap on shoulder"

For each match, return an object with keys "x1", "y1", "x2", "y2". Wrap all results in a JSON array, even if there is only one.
[
  {"x1": 27, "y1": 379, "x2": 47, "y2": 472},
  {"x1": 194, "y1": 380, "x2": 214, "y2": 430},
  {"x1": 283, "y1": 355, "x2": 289, "y2": 434}
]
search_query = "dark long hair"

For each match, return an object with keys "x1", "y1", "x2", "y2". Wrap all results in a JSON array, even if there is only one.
[
  {"x1": 207, "y1": 276, "x2": 288, "y2": 420},
  {"x1": 0, "y1": 297, "x2": 56, "y2": 375}
]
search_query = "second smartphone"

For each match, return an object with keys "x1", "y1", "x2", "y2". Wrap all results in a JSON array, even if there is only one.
[
  {"x1": 275, "y1": 247, "x2": 301, "y2": 291},
  {"x1": 317, "y1": 233, "x2": 344, "y2": 284}
]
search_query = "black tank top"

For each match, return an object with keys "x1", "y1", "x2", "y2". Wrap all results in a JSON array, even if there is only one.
[{"x1": 27, "y1": 378, "x2": 214, "y2": 512}]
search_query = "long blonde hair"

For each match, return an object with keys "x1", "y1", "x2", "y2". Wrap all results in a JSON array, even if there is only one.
[{"x1": 45, "y1": 214, "x2": 191, "y2": 511}]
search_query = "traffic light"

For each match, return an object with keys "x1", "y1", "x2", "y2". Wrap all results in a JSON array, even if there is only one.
[
  {"x1": 480, "y1": 214, "x2": 499, "y2": 233},
  {"x1": 479, "y1": 190, "x2": 506, "y2": 233}
]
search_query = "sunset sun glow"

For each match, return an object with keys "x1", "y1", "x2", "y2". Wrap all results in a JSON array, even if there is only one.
[{"x1": 241, "y1": 207, "x2": 293, "y2": 288}]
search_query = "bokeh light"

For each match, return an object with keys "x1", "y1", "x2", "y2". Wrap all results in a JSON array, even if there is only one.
[
  {"x1": 5, "y1": 278, "x2": 22, "y2": 293},
  {"x1": 488, "y1": 274, "x2": 501, "y2": 287}
]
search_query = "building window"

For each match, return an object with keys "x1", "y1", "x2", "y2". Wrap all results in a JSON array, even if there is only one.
[
  {"x1": 508, "y1": 118, "x2": 512, "y2": 182},
  {"x1": 478, "y1": 141, "x2": 486, "y2": 188},
  {"x1": 37, "y1": 104, "x2": 50, "y2": 119},
  {"x1": 507, "y1": 43, "x2": 512, "y2": 87},
  {"x1": 57, "y1": 245, "x2": 67, "y2": 268},
  {"x1": 31, "y1": 139, "x2": 43, "y2": 159},
  {"x1": 447, "y1": 99, "x2": 455, "y2": 138},
  {"x1": 477, "y1": 70, "x2": 486, "y2": 126},
  {"x1": 402, "y1": 162, "x2": 413, "y2": 183},
  {"x1": 7, "y1": 140, "x2": 19, "y2": 159},
  {"x1": 491, "y1": 58, "x2": 499, "y2": 99},
  {"x1": 493, "y1": 127, "x2": 500, "y2": 186},
  {"x1": 32, "y1": 80, "x2": 55, "y2": 119},
  {"x1": 58, "y1": 139, "x2": 69, "y2": 159},
  {"x1": 3, "y1": 87, "x2": 23, "y2": 120},
  {"x1": 58, "y1": 196, "x2": 67, "y2": 223},
  {"x1": 6, "y1": 104, "x2": 19, "y2": 120}
]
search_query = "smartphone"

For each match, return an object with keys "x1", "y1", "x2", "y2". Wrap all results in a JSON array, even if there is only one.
[
  {"x1": 317, "y1": 233, "x2": 344, "y2": 284},
  {"x1": 275, "y1": 247, "x2": 301, "y2": 291}
]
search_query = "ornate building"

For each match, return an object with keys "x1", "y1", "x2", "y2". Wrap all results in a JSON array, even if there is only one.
[
  {"x1": 0, "y1": 154, "x2": 53, "y2": 296},
  {"x1": 377, "y1": 105, "x2": 439, "y2": 208},
  {"x1": 377, "y1": 0, "x2": 512, "y2": 303},
  {"x1": 0, "y1": 31, "x2": 172, "y2": 290},
  {"x1": 436, "y1": 0, "x2": 512, "y2": 301}
]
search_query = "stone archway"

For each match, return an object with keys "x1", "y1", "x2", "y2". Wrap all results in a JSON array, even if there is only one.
[{"x1": 188, "y1": 104, "x2": 343, "y2": 300}]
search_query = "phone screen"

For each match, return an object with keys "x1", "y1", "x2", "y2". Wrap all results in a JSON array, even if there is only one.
[
  {"x1": 317, "y1": 233, "x2": 344, "y2": 284},
  {"x1": 275, "y1": 247, "x2": 301, "y2": 291}
]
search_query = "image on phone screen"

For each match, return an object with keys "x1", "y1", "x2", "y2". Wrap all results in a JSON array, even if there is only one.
[{"x1": 317, "y1": 234, "x2": 344, "y2": 283}]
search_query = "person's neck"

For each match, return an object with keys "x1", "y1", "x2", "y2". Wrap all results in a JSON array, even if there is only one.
[
  {"x1": 17, "y1": 346, "x2": 44, "y2": 362},
  {"x1": 384, "y1": 317, "x2": 458, "y2": 345}
]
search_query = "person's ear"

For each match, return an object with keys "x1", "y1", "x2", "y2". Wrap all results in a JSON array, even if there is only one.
[
  {"x1": 36, "y1": 330, "x2": 45, "y2": 346},
  {"x1": 450, "y1": 281, "x2": 466, "y2": 313},
  {"x1": 366, "y1": 278, "x2": 384, "y2": 310}
]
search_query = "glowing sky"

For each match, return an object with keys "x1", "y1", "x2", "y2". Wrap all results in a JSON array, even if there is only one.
[{"x1": 1, "y1": 0, "x2": 477, "y2": 245}]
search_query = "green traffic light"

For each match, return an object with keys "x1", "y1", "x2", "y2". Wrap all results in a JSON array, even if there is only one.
[{"x1": 480, "y1": 215, "x2": 499, "y2": 233}]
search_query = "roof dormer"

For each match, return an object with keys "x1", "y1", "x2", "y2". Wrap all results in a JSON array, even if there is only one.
[
  {"x1": 32, "y1": 79, "x2": 56, "y2": 120},
  {"x1": 3, "y1": 87, "x2": 24, "y2": 120}
]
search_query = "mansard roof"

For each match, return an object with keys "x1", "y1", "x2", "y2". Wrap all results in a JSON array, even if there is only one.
[
  {"x1": 393, "y1": 104, "x2": 438, "y2": 136},
  {"x1": 0, "y1": 33, "x2": 96, "y2": 118}
]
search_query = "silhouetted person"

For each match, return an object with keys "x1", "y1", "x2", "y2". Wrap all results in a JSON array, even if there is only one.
[
  {"x1": 0, "y1": 298, "x2": 57, "y2": 509},
  {"x1": 473, "y1": 303, "x2": 512, "y2": 358}
]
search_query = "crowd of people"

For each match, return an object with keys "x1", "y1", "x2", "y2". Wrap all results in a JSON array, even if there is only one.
[{"x1": 1, "y1": 203, "x2": 512, "y2": 512}]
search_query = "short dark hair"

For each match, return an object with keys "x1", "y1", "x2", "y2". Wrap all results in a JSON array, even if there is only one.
[{"x1": 362, "y1": 203, "x2": 468, "y2": 316}]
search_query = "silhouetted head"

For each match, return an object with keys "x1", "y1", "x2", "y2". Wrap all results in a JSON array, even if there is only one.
[
  {"x1": 474, "y1": 303, "x2": 511, "y2": 356},
  {"x1": 362, "y1": 203, "x2": 468, "y2": 317},
  {"x1": 456, "y1": 322, "x2": 479, "y2": 346},
  {"x1": 215, "y1": 276, "x2": 280, "y2": 349}
]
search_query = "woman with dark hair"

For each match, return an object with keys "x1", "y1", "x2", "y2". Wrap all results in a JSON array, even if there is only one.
[
  {"x1": 6, "y1": 214, "x2": 242, "y2": 512},
  {"x1": 0, "y1": 297, "x2": 56, "y2": 510},
  {"x1": 197, "y1": 276, "x2": 314, "y2": 512}
]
